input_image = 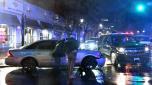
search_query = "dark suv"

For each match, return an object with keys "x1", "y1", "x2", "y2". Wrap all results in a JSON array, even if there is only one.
[{"x1": 99, "y1": 33, "x2": 151, "y2": 68}]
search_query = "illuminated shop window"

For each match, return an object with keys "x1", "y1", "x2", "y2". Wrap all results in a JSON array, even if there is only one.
[{"x1": 0, "y1": 24, "x2": 8, "y2": 43}]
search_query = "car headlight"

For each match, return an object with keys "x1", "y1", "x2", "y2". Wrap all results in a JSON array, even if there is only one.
[
  {"x1": 117, "y1": 47, "x2": 125, "y2": 53},
  {"x1": 145, "y1": 46, "x2": 150, "y2": 52},
  {"x1": 80, "y1": 43, "x2": 85, "y2": 49}
]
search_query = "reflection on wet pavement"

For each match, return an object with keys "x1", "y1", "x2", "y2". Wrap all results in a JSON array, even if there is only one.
[
  {"x1": 103, "y1": 66, "x2": 152, "y2": 85},
  {"x1": 1, "y1": 67, "x2": 104, "y2": 85},
  {"x1": 0, "y1": 67, "x2": 20, "y2": 85},
  {"x1": 1, "y1": 66, "x2": 152, "y2": 85}
]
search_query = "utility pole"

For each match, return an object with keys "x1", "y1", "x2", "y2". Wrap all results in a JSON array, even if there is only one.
[{"x1": 21, "y1": 14, "x2": 25, "y2": 46}]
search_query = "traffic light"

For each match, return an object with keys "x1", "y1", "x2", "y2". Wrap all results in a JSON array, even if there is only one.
[{"x1": 135, "y1": 3, "x2": 146, "y2": 13}]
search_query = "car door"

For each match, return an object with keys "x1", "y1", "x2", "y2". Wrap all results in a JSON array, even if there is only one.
[{"x1": 34, "y1": 41, "x2": 56, "y2": 67}]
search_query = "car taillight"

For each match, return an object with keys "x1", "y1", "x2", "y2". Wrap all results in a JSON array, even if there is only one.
[{"x1": 7, "y1": 51, "x2": 13, "y2": 57}]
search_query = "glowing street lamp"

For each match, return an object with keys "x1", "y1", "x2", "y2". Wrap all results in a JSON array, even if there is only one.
[
  {"x1": 99, "y1": 23, "x2": 103, "y2": 28},
  {"x1": 135, "y1": 3, "x2": 146, "y2": 13},
  {"x1": 80, "y1": 18, "x2": 84, "y2": 23},
  {"x1": 137, "y1": 30, "x2": 140, "y2": 34},
  {"x1": 142, "y1": 30, "x2": 145, "y2": 33}
]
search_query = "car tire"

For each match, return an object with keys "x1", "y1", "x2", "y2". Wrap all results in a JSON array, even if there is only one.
[
  {"x1": 81, "y1": 56, "x2": 97, "y2": 70},
  {"x1": 21, "y1": 58, "x2": 37, "y2": 73},
  {"x1": 79, "y1": 56, "x2": 97, "y2": 78},
  {"x1": 114, "y1": 59, "x2": 125, "y2": 72}
]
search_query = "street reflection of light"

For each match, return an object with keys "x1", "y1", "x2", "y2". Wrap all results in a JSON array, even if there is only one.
[
  {"x1": 92, "y1": 70, "x2": 104, "y2": 84},
  {"x1": 144, "y1": 77, "x2": 151, "y2": 85},
  {"x1": 92, "y1": 69, "x2": 100, "y2": 76},
  {"x1": 0, "y1": 67, "x2": 20, "y2": 85},
  {"x1": 132, "y1": 76, "x2": 144, "y2": 82},
  {"x1": 115, "y1": 73, "x2": 129, "y2": 85},
  {"x1": 38, "y1": 67, "x2": 52, "y2": 70}
]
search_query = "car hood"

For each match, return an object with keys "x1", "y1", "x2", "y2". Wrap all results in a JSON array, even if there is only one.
[{"x1": 114, "y1": 41, "x2": 145, "y2": 47}]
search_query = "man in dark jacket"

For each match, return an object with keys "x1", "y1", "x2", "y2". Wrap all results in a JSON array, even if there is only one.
[
  {"x1": 52, "y1": 38, "x2": 79, "y2": 85},
  {"x1": 64, "y1": 38, "x2": 79, "y2": 85}
]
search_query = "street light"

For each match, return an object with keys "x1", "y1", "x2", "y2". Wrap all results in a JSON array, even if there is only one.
[
  {"x1": 142, "y1": 30, "x2": 145, "y2": 33},
  {"x1": 80, "y1": 18, "x2": 84, "y2": 23},
  {"x1": 99, "y1": 23, "x2": 103, "y2": 28},
  {"x1": 135, "y1": 3, "x2": 146, "y2": 13},
  {"x1": 137, "y1": 30, "x2": 140, "y2": 34}
]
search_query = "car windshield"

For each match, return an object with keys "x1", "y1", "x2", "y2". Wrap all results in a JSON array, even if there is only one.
[
  {"x1": 134, "y1": 35, "x2": 150, "y2": 41},
  {"x1": 85, "y1": 40, "x2": 96, "y2": 44},
  {"x1": 112, "y1": 35, "x2": 136, "y2": 44}
]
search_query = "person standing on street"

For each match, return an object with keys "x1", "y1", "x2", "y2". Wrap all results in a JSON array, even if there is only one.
[
  {"x1": 64, "y1": 38, "x2": 79, "y2": 85},
  {"x1": 52, "y1": 38, "x2": 79, "y2": 85}
]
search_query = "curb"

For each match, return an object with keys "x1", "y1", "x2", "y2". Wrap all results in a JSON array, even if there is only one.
[{"x1": 0, "y1": 65, "x2": 10, "y2": 68}]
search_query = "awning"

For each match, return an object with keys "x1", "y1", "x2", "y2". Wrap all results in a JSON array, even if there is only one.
[
  {"x1": 40, "y1": 21, "x2": 52, "y2": 28},
  {"x1": 25, "y1": 18, "x2": 40, "y2": 27},
  {"x1": 0, "y1": 13, "x2": 20, "y2": 26}
]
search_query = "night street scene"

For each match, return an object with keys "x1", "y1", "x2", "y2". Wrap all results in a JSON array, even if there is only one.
[{"x1": 1, "y1": 0, "x2": 152, "y2": 85}]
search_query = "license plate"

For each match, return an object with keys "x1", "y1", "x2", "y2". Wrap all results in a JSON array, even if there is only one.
[{"x1": 134, "y1": 58, "x2": 140, "y2": 61}]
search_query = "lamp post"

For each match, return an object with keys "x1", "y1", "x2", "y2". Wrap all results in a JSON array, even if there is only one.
[
  {"x1": 79, "y1": 18, "x2": 86, "y2": 42},
  {"x1": 21, "y1": 14, "x2": 25, "y2": 46},
  {"x1": 21, "y1": 1, "x2": 27, "y2": 46},
  {"x1": 80, "y1": 18, "x2": 84, "y2": 23}
]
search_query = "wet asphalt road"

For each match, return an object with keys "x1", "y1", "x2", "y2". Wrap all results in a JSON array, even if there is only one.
[
  {"x1": 0, "y1": 67, "x2": 105, "y2": 85},
  {"x1": 1, "y1": 65, "x2": 152, "y2": 85},
  {"x1": 1, "y1": 51, "x2": 152, "y2": 85}
]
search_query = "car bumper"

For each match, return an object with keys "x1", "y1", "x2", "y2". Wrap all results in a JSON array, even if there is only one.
[
  {"x1": 5, "y1": 57, "x2": 22, "y2": 66},
  {"x1": 96, "y1": 58, "x2": 106, "y2": 67},
  {"x1": 117, "y1": 53, "x2": 150, "y2": 65}
]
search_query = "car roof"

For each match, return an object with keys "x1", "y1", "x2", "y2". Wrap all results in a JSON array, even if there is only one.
[
  {"x1": 35, "y1": 40, "x2": 58, "y2": 43},
  {"x1": 29, "y1": 40, "x2": 58, "y2": 45},
  {"x1": 134, "y1": 35, "x2": 149, "y2": 37},
  {"x1": 102, "y1": 33, "x2": 133, "y2": 36}
]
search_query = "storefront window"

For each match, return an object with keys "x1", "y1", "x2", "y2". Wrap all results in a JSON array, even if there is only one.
[
  {"x1": 25, "y1": 27, "x2": 33, "y2": 45},
  {"x1": 0, "y1": 24, "x2": 8, "y2": 43},
  {"x1": 42, "y1": 29, "x2": 49, "y2": 40}
]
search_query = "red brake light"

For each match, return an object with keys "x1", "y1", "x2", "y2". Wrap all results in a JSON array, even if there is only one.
[{"x1": 7, "y1": 51, "x2": 13, "y2": 57}]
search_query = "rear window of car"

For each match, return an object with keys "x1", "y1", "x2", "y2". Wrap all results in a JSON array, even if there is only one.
[
  {"x1": 24, "y1": 40, "x2": 58, "y2": 50},
  {"x1": 134, "y1": 36, "x2": 150, "y2": 41},
  {"x1": 112, "y1": 35, "x2": 136, "y2": 44}
]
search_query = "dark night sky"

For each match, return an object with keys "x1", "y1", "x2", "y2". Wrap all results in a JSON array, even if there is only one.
[
  {"x1": 26, "y1": 0, "x2": 152, "y2": 31},
  {"x1": 26, "y1": 0, "x2": 128, "y2": 18}
]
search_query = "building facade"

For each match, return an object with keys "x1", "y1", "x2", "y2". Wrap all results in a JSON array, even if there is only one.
[{"x1": 0, "y1": 0, "x2": 64, "y2": 48}]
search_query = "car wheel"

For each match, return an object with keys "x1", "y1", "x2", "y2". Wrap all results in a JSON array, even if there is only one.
[
  {"x1": 111, "y1": 52, "x2": 117, "y2": 65},
  {"x1": 21, "y1": 58, "x2": 37, "y2": 73},
  {"x1": 81, "y1": 56, "x2": 97, "y2": 70},
  {"x1": 114, "y1": 59, "x2": 125, "y2": 72}
]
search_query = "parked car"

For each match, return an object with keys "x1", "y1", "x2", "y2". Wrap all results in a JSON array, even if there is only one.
[
  {"x1": 99, "y1": 33, "x2": 151, "y2": 69},
  {"x1": 5, "y1": 40, "x2": 105, "y2": 72},
  {"x1": 80, "y1": 40, "x2": 98, "y2": 50}
]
